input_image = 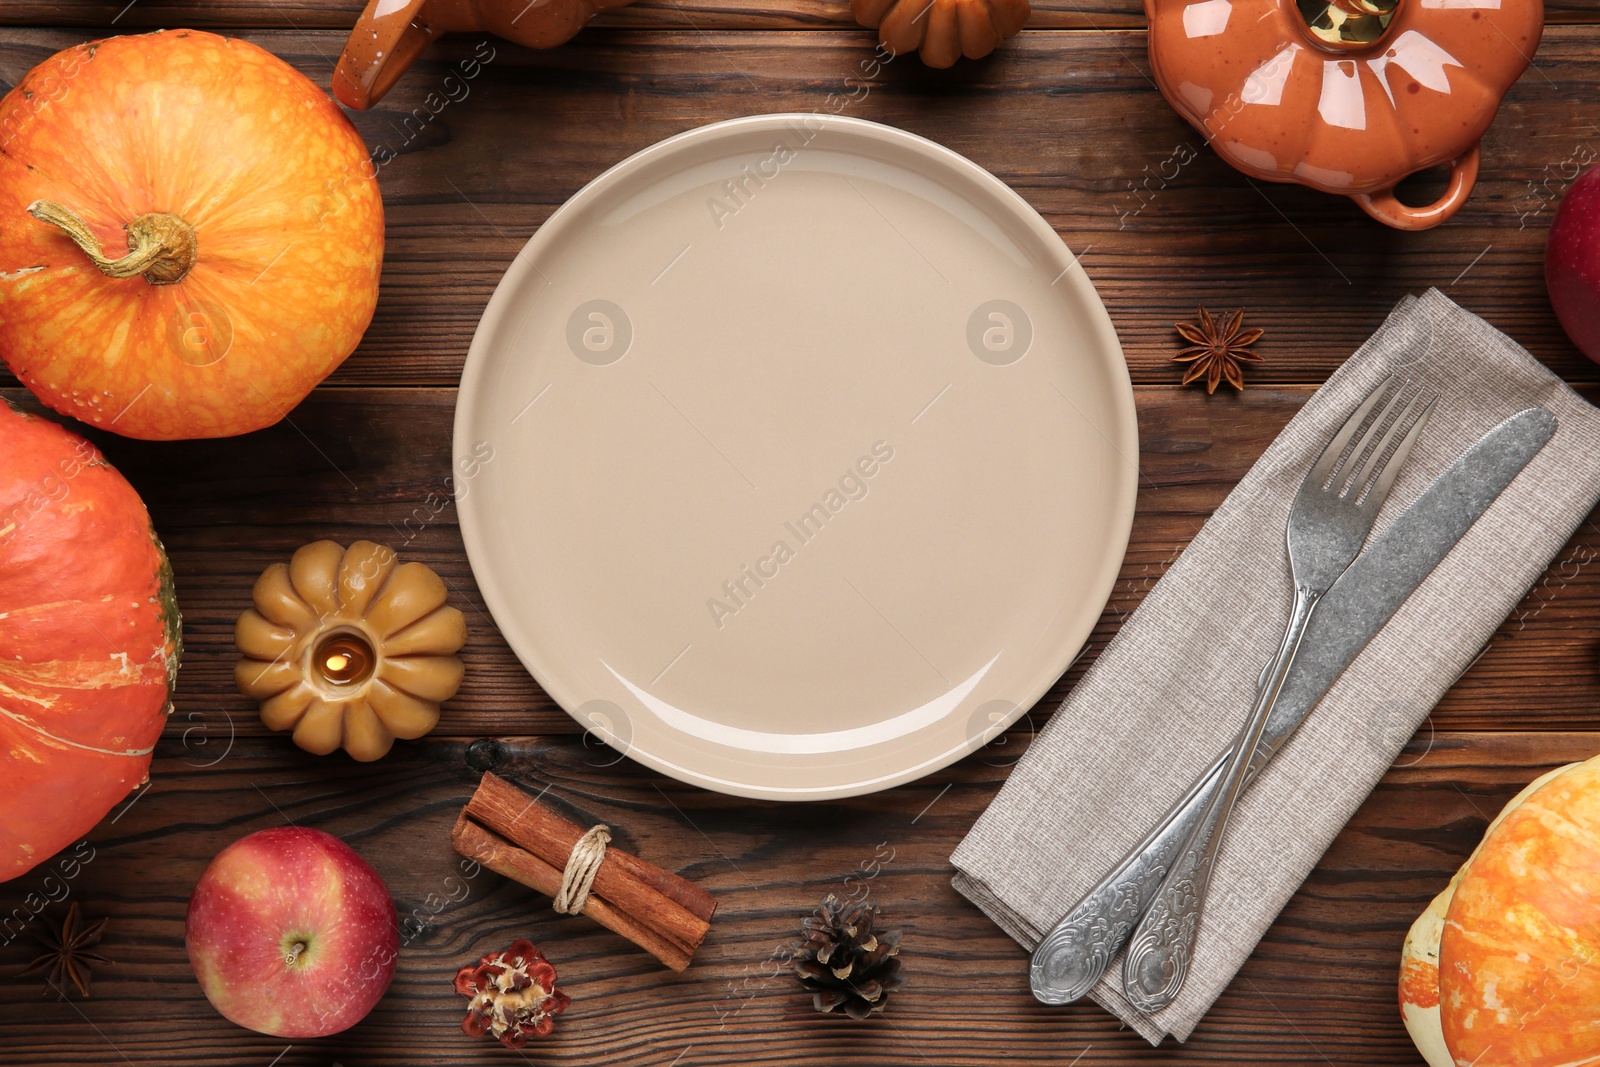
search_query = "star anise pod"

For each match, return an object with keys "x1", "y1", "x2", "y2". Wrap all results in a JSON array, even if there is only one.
[
  {"x1": 1174, "y1": 306, "x2": 1265, "y2": 393},
  {"x1": 20, "y1": 903, "x2": 110, "y2": 998}
]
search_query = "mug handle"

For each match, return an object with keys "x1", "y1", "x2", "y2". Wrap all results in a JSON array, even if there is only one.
[
  {"x1": 333, "y1": 0, "x2": 439, "y2": 111},
  {"x1": 1350, "y1": 143, "x2": 1481, "y2": 231}
]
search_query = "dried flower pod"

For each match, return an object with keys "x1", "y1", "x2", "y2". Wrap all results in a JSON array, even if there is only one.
[
  {"x1": 852, "y1": 0, "x2": 1030, "y2": 68},
  {"x1": 455, "y1": 939, "x2": 571, "y2": 1048},
  {"x1": 235, "y1": 540, "x2": 466, "y2": 761}
]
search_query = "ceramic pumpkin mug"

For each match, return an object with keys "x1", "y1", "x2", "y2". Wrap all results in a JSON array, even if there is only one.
[
  {"x1": 1146, "y1": 0, "x2": 1543, "y2": 229},
  {"x1": 333, "y1": 0, "x2": 636, "y2": 110}
]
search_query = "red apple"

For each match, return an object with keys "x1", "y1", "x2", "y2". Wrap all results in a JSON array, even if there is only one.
[
  {"x1": 1547, "y1": 163, "x2": 1600, "y2": 362},
  {"x1": 186, "y1": 827, "x2": 398, "y2": 1037}
]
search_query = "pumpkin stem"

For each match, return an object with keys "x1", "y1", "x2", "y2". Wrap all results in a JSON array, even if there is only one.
[{"x1": 27, "y1": 200, "x2": 197, "y2": 285}]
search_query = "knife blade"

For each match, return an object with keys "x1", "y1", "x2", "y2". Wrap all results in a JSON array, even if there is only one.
[{"x1": 1028, "y1": 406, "x2": 1557, "y2": 1006}]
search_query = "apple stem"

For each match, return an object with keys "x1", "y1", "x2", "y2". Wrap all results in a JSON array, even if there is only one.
[{"x1": 285, "y1": 941, "x2": 307, "y2": 967}]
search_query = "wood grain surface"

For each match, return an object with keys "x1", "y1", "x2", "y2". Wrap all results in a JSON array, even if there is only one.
[
  {"x1": 0, "y1": 27, "x2": 1598, "y2": 389},
  {"x1": 0, "y1": 731, "x2": 1594, "y2": 1066},
  {"x1": 1, "y1": 0, "x2": 1596, "y2": 30},
  {"x1": 1, "y1": 4, "x2": 1598, "y2": 1066}
]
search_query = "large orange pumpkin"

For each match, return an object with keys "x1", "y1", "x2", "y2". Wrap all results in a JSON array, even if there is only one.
[
  {"x1": 1400, "y1": 755, "x2": 1600, "y2": 1066},
  {"x1": 0, "y1": 402, "x2": 180, "y2": 881},
  {"x1": 0, "y1": 30, "x2": 383, "y2": 440}
]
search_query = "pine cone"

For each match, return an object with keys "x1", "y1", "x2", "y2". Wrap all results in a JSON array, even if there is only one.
[{"x1": 793, "y1": 894, "x2": 904, "y2": 1019}]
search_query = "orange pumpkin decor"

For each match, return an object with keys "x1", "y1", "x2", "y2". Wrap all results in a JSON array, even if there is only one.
[
  {"x1": 1398, "y1": 757, "x2": 1600, "y2": 1067},
  {"x1": 1144, "y1": 0, "x2": 1543, "y2": 228},
  {"x1": 852, "y1": 0, "x2": 1031, "y2": 68},
  {"x1": 0, "y1": 402, "x2": 180, "y2": 882},
  {"x1": 0, "y1": 30, "x2": 384, "y2": 440}
]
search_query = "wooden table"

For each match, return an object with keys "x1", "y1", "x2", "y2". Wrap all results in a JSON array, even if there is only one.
[{"x1": 3, "y1": 2, "x2": 1598, "y2": 1063}]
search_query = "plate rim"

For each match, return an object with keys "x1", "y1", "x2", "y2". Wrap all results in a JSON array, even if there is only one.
[{"x1": 453, "y1": 112, "x2": 1138, "y2": 800}]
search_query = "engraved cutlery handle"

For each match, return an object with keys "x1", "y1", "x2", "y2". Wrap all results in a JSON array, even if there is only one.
[
  {"x1": 1121, "y1": 586, "x2": 1317, "y2": 1014},
  {"x1": 1029, "y1": 717, "x2": 1281, "y2": 1004},
  {"x1": 1029, "y1": 751, "x2": 1227, "y2": 1004}
]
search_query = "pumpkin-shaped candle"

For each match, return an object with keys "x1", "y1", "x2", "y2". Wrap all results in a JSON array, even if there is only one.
[{"x1": 235, "y1": 541, "x2": 465, "y2": 760}]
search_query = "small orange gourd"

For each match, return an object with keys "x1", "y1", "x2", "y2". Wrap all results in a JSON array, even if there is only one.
[{"x1": 852, "y1": 0, "x2": 1031, "y2": 68}]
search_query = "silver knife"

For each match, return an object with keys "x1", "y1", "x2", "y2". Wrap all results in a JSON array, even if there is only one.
[{"x1": 1029, "y1": 406, "x2": 1557, "y2": 1006}]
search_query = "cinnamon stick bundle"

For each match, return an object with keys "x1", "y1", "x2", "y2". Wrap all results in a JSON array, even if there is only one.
[{"x1": 451, "y1": 771, "x2": 716, "y2": 971}]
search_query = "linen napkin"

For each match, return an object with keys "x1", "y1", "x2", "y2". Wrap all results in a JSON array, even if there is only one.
[{"x1": 951, "y1": 288, "x2": 1600, "y2": 1044}]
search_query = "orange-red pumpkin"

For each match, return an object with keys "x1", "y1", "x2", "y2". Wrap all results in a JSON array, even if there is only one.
[
  {"x1": 0, "y1": 402, "x2": 180, "y2": 881},
  {"x1": 0, "y1": 30, "x2": 383, "y2": 440}
]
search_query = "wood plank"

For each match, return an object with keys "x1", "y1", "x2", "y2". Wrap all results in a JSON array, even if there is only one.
[
  {"x1": 0, "y1": 729, "x2": 1591, "y2": 1066},
  {"x1": 7, "y1": 383, "x2": 1599, "y2": 744},
  {"x1": 0, "y1": 0, "x2": 1593, "y2": 30},
  {"x1": 0, "y1": 27, "x2": 1596, "y2": 392}
]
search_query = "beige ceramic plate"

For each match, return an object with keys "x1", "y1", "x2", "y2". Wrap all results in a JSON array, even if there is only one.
[{"x1": 455, "y1": 114, "x2": 1136, "y2": 800}]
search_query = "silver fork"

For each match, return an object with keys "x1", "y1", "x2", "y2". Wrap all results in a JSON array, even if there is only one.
[{"x1": 1120, "y1": 375, "x2": 1436, "y2": 1014}]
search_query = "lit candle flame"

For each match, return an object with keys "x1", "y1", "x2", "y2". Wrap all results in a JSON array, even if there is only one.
[{"x1": 326, "y1": 654, "x2": 350, "y2": 673}]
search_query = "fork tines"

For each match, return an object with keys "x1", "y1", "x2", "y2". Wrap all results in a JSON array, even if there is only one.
[{"x1": 1313, "y1": 375, "x2": 1439, "y2": 507}]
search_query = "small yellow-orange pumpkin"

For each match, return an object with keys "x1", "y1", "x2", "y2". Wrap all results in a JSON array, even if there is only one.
[
  {"x1": 1399, "y1": 756, "x2": 1600, "y2": 1067},
  {"x1": 0, "y1": 30, "x2": 383, "y2": 440}
]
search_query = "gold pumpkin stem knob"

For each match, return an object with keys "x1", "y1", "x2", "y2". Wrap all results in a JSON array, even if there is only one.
[
  {"x1": 28, "y1": 199, "x2": 198, "y2": 285},
  {"x1": 235, "y1": 540, "x2": 467, "y2": 761}
]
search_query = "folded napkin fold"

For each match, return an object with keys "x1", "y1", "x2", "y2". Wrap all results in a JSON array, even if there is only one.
[{"x1": 951, "y1": 288, "x2": 1600, "y2": 1044}]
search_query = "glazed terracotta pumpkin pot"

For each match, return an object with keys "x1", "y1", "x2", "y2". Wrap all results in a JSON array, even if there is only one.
[
  {"x1": 1146, "y1": 0, "x2": 1543, "y2": 229},
  {"x1": 0, "y1": 31, "x2": 383, "y2": 440},
  {"x1": 0, "y1": 403, "x2": 180, "y2": 882}
]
